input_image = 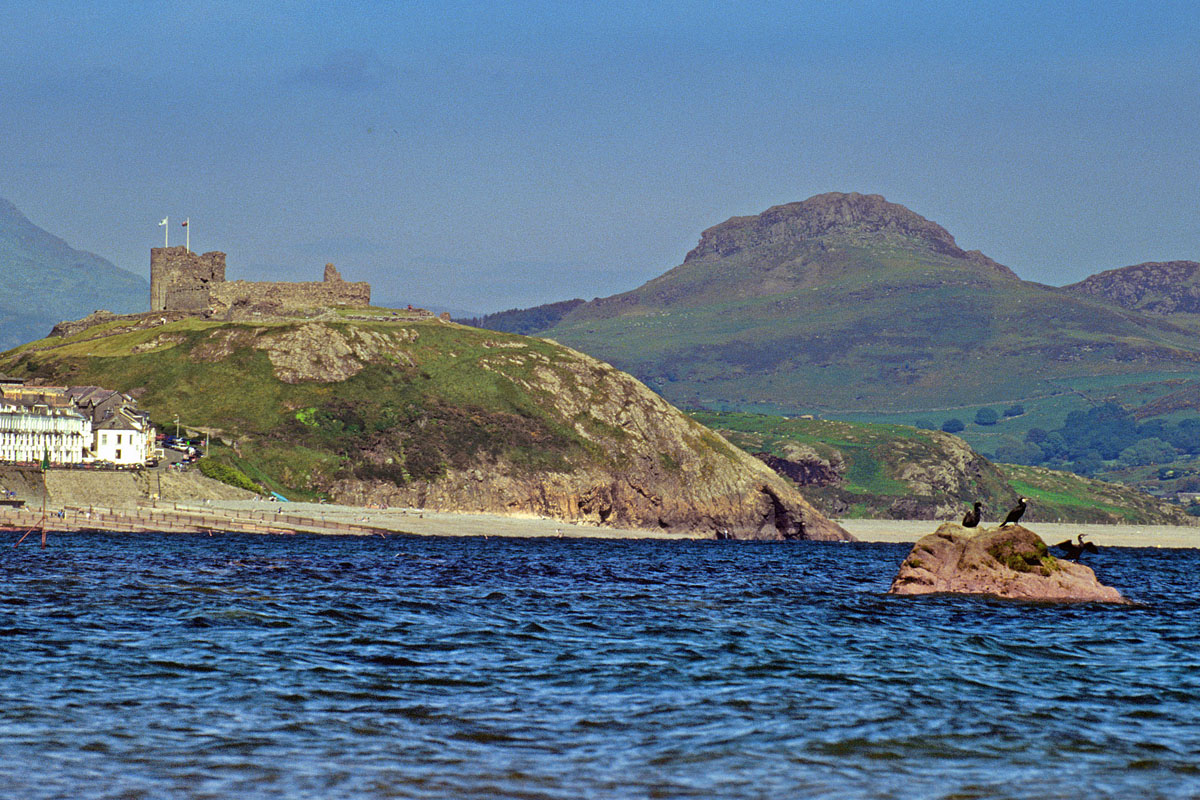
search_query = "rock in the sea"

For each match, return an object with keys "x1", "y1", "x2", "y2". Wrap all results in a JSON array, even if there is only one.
[{"x1": 888, "y1": 523, "x2": 1129, "y2": 603}]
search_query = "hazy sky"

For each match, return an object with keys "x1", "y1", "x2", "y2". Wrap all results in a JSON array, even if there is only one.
[{"x1": 3, "y1": 1, "x2": 1197, "y2": 313}]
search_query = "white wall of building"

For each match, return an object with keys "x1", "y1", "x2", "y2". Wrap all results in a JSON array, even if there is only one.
[
  {"x1": 0, "y1": 407, "x2": 92, "y2": 464},
  {"x1": 94, "y1": 428, "x2": 152, "y2": 466}
]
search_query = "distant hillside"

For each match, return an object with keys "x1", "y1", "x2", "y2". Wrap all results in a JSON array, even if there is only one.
[
  {"x1": 0, "y1": 198, "x2": 148, "y2": 349},
  {"x1": 459, "y1": 299, "x2": 586, "y2": 335},
  {"x1": 471, "y1": 192, "x2": 1200, "y2": 419},
  {"x1": 0, "y1": 313, "x2": 848, "y2": 540},
  {"x1": 693, "y1": 411, "x2": 1191, "y2": 525},
  {"x1": 1062, "y1": 261, "x2": 1200, "y2": 314}
]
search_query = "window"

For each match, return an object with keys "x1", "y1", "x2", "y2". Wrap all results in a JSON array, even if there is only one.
[
  {"x1": 117, "y1": 434, "x2": 122, "y2": 445},
  {"x1": 115, "y1": 449, "x2": 121, "y2": 460}
]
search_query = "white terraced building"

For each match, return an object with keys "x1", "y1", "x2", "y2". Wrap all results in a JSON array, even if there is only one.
[
  {"x1": 0, "y1": 382, "x2": 156, "y2": 467},
  {"x1": 0, "y1": 399, "x2": 92, "y2": 464}
]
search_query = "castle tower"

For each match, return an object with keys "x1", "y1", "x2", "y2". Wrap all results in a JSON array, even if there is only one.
[{"x1": 150, "y1": 247, "x2": 226, "y2": 312}]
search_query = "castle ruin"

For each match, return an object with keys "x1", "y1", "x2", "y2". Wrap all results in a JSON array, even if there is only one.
[{"x1": 150, "y1": 246, "x2": 371, "y2": 317}]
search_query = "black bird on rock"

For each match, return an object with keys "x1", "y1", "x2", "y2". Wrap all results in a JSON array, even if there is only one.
[
  {"x1": 1053, "y1": 533, "x2": 1099, "y2": 561},
  {"x1": 1001, "y1": 497, "x2": 1028, "y2": 526},
  {"x1": 962, "y1": 501, "x2": 982, "y2": 528}
]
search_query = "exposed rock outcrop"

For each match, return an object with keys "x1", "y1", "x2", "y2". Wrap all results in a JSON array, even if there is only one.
[
  {"x1": 888, "y1": 523, "x2": 1129, "y2": 603},
  {"x1": 1063, "y1": 260, "x2": 1200, "y2": 314},
  {"x1": 754, "y1": 449, "x2": 843, "y2": 487}
]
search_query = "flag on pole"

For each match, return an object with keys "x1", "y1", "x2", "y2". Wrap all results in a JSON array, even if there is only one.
[
  {"x1": 159, "y1": 217, "x2": 168, "y2": 226},
  {"x1": 181, "y1": 219, "x2": 188, "y2": 227}
]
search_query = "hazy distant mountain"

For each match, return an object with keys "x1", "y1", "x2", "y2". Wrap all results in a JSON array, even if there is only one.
[
  {"x1": 1062, "y1": 260, "x2": 1200, "y2": 314},
  {"x1": 0, "y1": 198, "x2": 148, "y2": 349},
  {"x1": 484, "y1": 192, "x2": 1200, "y2": 414},
  {"x1": 458, "y1": 298, "x2": 586, "y2": 334}
]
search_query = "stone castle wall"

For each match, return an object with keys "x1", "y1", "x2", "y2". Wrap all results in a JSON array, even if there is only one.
[
  {"x1": 210, "y1": 279, "x2": 372, "y2": 317},
  {"x1": 150, "y1": 247, "x2": 370, "y2": 315}
]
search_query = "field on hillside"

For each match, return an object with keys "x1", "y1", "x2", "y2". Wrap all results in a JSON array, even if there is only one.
[{"x1": 691, "y1": 411, "x2": 1191, "y2": 525}]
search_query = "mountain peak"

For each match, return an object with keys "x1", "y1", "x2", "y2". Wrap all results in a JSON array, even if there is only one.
[
  {"x1": 0, "y1": 196, "x2": 148, "y2": 348},
  {"x1": 684, "y1": 192, "x2": 1016, "y2": 278}
]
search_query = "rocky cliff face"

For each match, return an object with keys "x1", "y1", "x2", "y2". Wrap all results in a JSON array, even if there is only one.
[
  {"x1": 1063, "y1": 261, "x2": 1200, "y2": 313},
  {"x1": 324, "y1": 337, "x2": 849, "y2": 540}
]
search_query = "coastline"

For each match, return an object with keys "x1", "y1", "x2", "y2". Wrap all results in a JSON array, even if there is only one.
[
  {"x1": 8, "y1": 497, "x2": 1200, "y2": 548},
  {"x1": 207, "y1": 501, "x2": 1200, "y2": 548},
  {"x1": 838, "y1": 518, "x2": 1200, "y2": 549}
]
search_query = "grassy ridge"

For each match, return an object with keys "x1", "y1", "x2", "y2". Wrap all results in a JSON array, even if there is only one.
[
  {"x1": 1, "y1": 318, "x2": 607, "y2": 498},
  {"x1": 692, "y1": 411, "x2": 1191, "y2": 525}
]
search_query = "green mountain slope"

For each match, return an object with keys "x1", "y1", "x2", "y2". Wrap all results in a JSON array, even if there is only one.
[
  {"x1": 0, "y1": 198, "x2": 148, "y2": 349},
  {"x1": 0, "y1": 313, "x2": 848, "y2": 540},
  {"x1": 509, "y1": 193, "x2": 1200, "y2": 416},
  {"x1": 693, "y1": 411, "x2": 1191, "y2": 525}
]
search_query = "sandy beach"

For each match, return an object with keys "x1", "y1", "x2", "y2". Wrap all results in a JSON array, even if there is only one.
[
  {"x1": 201, "y1": 500, "x2": 1200, "y2": 548},
  {"x1": 205, "y1": 500, "x2": 700, "y2": 540}
]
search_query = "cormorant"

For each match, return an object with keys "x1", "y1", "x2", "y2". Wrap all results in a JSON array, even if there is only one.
[
  {"x1": 1053, "y1": 533, "x2": 1099, "y2": 561},
  {"x1": 1000, "y1": 497, "x2": 1028, "y2": 526},
  {"x1": 962, "y1": 501, "x2": 982, "y2": 528}
]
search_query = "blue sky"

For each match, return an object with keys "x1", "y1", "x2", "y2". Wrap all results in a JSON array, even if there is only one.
[{"x1": 2, "y1": 1, "x2": 1197, "y2": 313}]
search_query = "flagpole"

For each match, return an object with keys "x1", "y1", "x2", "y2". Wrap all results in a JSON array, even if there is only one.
[
  {"x1": 183, "y1": 218, "x2": 190, "y2": 252},
  {"x1": 159, "y1": 216, "x2": 169, "y2": 247}
]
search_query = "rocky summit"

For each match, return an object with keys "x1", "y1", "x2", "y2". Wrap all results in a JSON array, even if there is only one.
[
  {"x1": 888, "y1": 523, "x2": 1129, "y2": 603},
  {"x1": 1062, "y1": 260, "x2": 1200, "y2": 314},
  {"x1": 681, "y1": 192, "x2": 1017, "y2": 279}
]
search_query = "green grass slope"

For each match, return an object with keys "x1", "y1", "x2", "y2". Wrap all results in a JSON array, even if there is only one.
[{"x1": 693, "y1": 411, "x2": 1191, "y2": 525}]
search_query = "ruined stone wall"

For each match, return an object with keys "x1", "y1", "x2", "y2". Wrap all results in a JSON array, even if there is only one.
[
  {"x1": 150, "y1": 247, "x2": 226, "y2": 312},
  {"x1": 209, "y1": 280, "x2": 371, "y2": 318},
  {"x1": 150, "y1": 247, "x2": 370, "y2": 316}
]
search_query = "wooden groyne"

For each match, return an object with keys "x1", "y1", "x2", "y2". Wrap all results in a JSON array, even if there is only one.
[{"x1": 3, "y1": 501, "x2": 397, "y2": 539}]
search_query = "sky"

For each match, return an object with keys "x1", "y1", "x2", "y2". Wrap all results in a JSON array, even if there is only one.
[{"x1": 2, "y1": 0, "x2": 1198, "y2": 314}]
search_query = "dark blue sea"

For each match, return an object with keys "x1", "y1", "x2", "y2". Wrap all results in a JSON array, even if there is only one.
[{"x1": 2, "y1": 532, "x2": 1198, "y2": 799}]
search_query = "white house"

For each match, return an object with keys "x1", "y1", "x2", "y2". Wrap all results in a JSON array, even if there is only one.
[{"x1": 68, "y1": 387, "x2": 156, "y2": 466}]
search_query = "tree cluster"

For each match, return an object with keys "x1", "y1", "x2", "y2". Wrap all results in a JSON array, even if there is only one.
[{"x1": 992, "y1": 402, "x2": 1200, "y2": 474}]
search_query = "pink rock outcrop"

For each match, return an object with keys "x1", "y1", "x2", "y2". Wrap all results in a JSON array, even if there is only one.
[{"x1": 888, "y1": 523, "x2": 1129, "y2": 603}]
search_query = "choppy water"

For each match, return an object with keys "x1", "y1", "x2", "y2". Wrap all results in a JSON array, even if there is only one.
[{"x1": 2, "y1": 532, "x2": 1198, "y2": 799}]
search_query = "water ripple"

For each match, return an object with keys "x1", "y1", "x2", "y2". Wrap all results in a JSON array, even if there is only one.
[{"x1": 1, "y1": 533, "x2": 1198, "y2": 798}]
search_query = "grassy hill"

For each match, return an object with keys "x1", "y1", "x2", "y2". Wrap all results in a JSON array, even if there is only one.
[
  {"x1": 483, "y1": 193, "x2": 1200, "y2": 427},
  {"x1": 0, "y1": 311, "x2": 848, "y2": 540},
  {"x1": 692, "y1": 411, "x2": 1192, "y2": 525},
  {"x1": 0, "y1": 198, "x2": 148, "y2": 349}
]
